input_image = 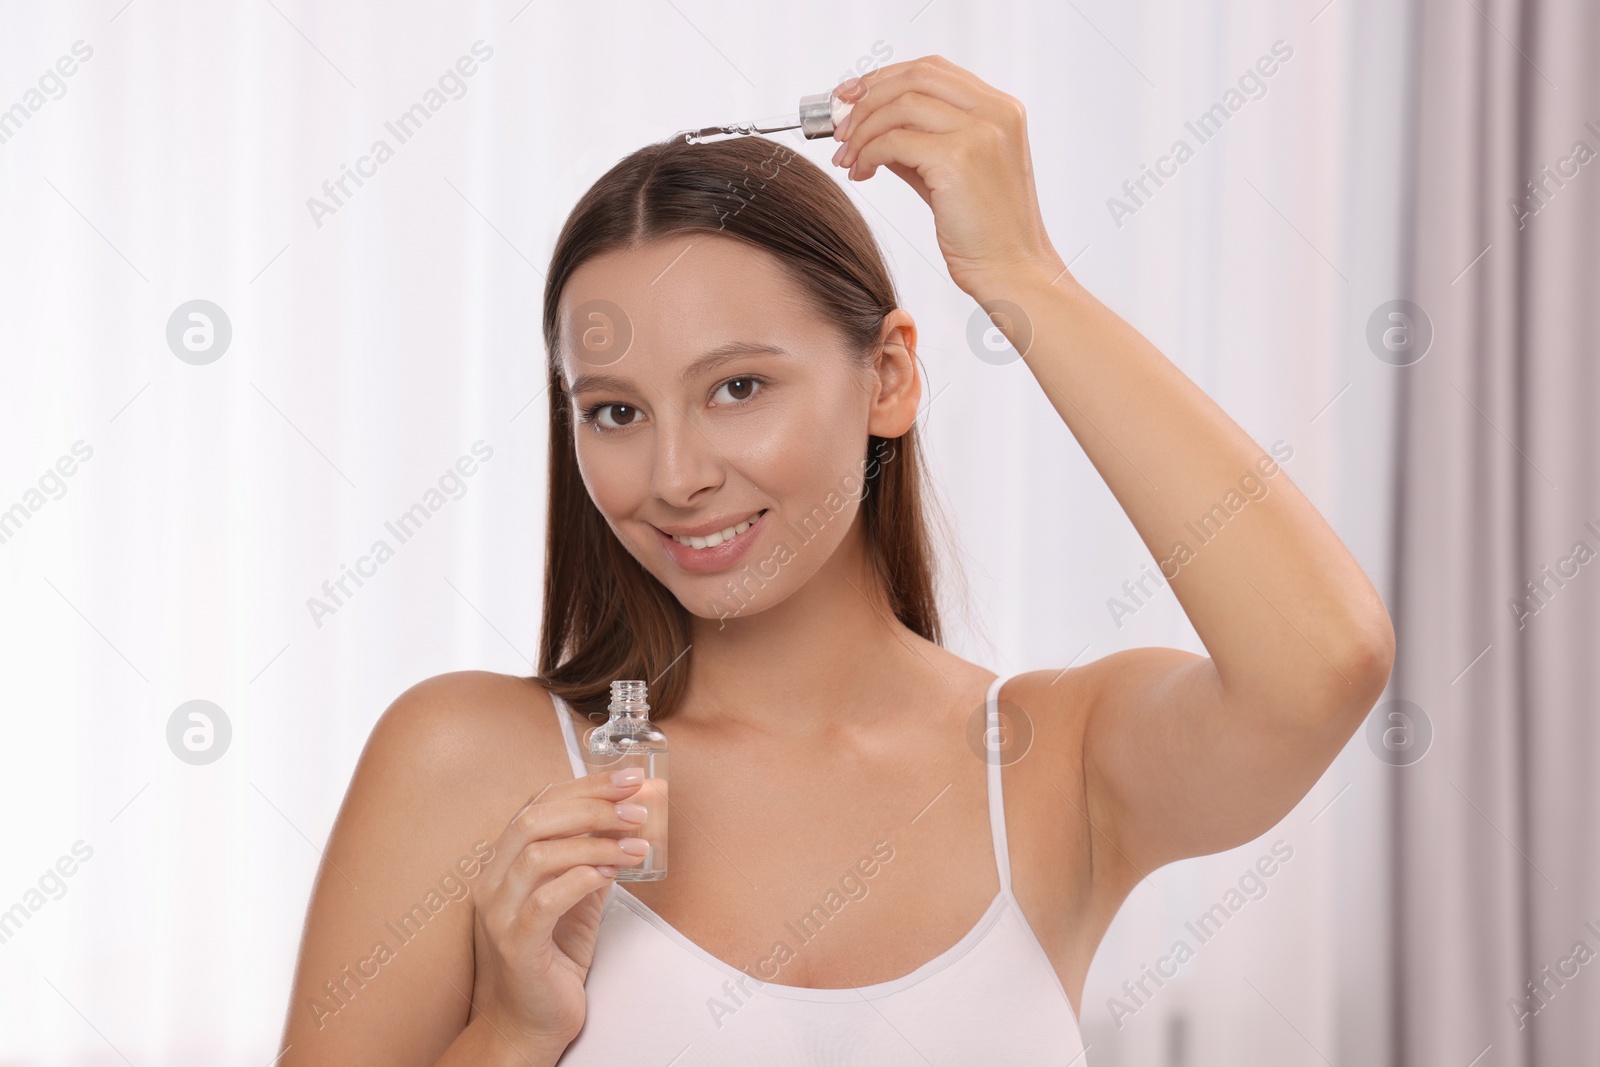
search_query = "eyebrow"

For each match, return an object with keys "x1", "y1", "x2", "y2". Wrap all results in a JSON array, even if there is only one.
[{"x1": 566, "y1": 341, "x2": 790, "y2": 396}]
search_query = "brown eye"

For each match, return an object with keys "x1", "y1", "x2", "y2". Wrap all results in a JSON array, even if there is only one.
[
  {"x1": 713, "y1": 376, "x2": 764, "y2": 406},
  {"x1": 582, "y1": 402, "x2": 644, "y2": 432}
]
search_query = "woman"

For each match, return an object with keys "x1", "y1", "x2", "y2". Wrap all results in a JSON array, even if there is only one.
[{"x1": 278, "y1": 56, "x2": 1394, "y2": 1065}]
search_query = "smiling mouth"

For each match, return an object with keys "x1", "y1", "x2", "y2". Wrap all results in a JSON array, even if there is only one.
[{"x1": 663, "y1": 509, "x2": 768, "y2": 551}]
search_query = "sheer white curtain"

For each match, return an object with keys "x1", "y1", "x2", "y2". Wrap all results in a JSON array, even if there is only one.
[{"x1": 0, "y1": 1, "x2": 1407, "y2": 1062}]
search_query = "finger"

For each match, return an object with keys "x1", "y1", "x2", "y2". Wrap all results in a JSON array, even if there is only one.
[
  {"x1": 488, "y1": 792, "x2": 647, "y2": 889},
  {"x1": 838, "y1": 91, "x2": 967, "y2": 170},
  {"x1": 834, "y1": 59, "x2": 985, "y2": 140},
  {"x1": 479, "y1": 772, "x2": 646, "y2": 890},
  {"x1": 488, "y1": 833, "x2": 648, "y2": 931},
  {"x1": 848, "y1": 127, "x2": 945, "y2": 184},
  {"x1": 508, "y1": 862, "x2": 622, "y2": 945},
  {"x1": 502, "y1": 767, "x2": 646, "y2": 834},
  {"x1": 838, "y1": 54, "x2": 987, "y2": 107}
]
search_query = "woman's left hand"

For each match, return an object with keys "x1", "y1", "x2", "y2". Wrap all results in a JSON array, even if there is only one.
[{"x1": 831, "y1": 55, "x2": 1067, "y2": 299}]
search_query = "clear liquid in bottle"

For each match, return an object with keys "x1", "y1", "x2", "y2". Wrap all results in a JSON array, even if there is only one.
[{"x1": 584, "y1": 679, "x2": 668, "y2": 882}]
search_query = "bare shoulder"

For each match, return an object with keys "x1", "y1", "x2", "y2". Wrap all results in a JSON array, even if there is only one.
[
  {"x1": 1002, "y1": 649, "x2": 1207, "y2": 830},
  {"x1": 277, "y1": 670, "x2": 573, "y2": 1065},
  {"x1": 366, "y1": 669, "x2": 573, "y2": 791},
  {"x1": 994, "y1": 665, "x2": 1098, "y2": 751},
  {"x1": 348, "y1": 669, "x2": 576, "y2": 844},
  {"x1": 1004, "y1": 648, "x2": 1205, "y2": 722}
]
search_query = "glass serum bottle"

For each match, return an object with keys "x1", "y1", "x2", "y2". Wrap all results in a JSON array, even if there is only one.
[{"x1": 585, "y1": 680, "x2": 669, "y2": 881}]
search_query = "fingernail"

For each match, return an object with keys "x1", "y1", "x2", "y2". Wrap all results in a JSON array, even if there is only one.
[
  {"x1": 611, "y1": 767, "x2": 643, "y2": 786},
  {"x1": 616, "y1": 802, "x2": 648, "y2": 823},
  {"x1": 619, "y1": 838, "x2": 650, "y2": 855},
  {"x1": 596, "y1": 865, "x2": 617, "y2": 877},
  {"x1": 832, "y1": 143, "x2": 846, "y2": 166}
]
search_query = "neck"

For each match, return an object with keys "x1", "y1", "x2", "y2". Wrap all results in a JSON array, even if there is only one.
[{"x1": 679, "y1": 527, "x2": 951, "y2": 735}]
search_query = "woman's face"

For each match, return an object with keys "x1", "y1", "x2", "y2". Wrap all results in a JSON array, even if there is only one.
[{"x1": 556, "y1": 233, "x2": 919, "y2": 623}]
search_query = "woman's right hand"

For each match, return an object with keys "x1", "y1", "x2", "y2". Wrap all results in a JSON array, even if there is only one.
[{"x1": 467, "y1": 766, "x2": 652, "y2": 1054}]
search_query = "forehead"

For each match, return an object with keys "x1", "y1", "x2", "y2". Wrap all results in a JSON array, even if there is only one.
[{"x1": 557, "y1": 234, "x2": 817, "y2": 368}]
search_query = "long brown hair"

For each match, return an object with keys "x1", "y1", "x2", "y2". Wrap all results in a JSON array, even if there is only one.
[{"x1": 534, "y1": 134, "x2": 945, "y2": 722}]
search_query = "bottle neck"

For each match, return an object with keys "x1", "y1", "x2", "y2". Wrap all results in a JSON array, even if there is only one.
[{"x1": 609, "y1": 680, "x2": 650, "y2": 720}]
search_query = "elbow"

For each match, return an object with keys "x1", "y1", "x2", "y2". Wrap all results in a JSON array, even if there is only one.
[
  {"x1": 1263, "y1": 605, "x2": 1396, "y2": 724},
  {"x1": 1333, "y1": 609, "x2": 1396, "y2": 716}
]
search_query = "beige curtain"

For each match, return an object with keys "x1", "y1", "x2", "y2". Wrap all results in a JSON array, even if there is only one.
[{"x1": 1390, "y1": 0, "x2": 1600, "y2": 1063}]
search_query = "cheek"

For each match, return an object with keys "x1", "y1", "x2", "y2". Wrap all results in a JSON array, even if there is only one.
[
  {"x1": 574, "y1": 432, "x2": 647, "y2": 521},
  {"x1": 719, "y1": 380, "x2": 873, "y2": 494},
  {"x1": 742, "y1": 399, "x2": 873, "y2": 555}
]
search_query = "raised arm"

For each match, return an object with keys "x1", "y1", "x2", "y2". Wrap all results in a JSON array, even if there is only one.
[
  {"x1": 832, "y1": 55, "x2": 1395, "y2": 880},
  {"x1": 987, "y1": 268, "x2": 1394, "y2": 876}
]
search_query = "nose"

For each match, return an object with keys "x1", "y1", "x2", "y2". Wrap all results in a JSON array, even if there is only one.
[{"x1": 650, "y1": 400, "x2": 724, "y2": 508}]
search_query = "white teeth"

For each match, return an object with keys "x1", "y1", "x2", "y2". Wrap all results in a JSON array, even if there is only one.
[{"x1": 672, "y1": 511, "x2": 764, "y2": 550}]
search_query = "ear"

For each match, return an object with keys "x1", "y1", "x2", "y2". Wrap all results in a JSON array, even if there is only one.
[{"x1": 866, "y1": 309, "x2": 921, "y2": 438}]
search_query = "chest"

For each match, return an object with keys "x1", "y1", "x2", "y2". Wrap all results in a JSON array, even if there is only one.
[{"x1": 613, "y1": 729, "x2": 1015, "y2": 990}]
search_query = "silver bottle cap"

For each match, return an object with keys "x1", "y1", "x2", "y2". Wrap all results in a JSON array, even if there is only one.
[{"x1": 798, "y1": 91, "x2": 854, "y2": 139}]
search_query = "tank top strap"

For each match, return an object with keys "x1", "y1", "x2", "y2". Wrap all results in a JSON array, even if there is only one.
[
  {"x1": 985, "y1": 672, "x2": 1016, "y2": 893},
  {"x1": 548, "y1": 690, "x2": 589, "y2": 779}
]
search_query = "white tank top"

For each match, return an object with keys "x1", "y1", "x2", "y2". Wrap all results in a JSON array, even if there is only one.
[{"x1": 547, "y1": 673, "x2": 1088, "y2": 1065}]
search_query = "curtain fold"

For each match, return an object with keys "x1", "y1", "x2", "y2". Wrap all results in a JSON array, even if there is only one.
[{"x1": 1391, "y1": 0, "x2": 1600, "y2": 1062}]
